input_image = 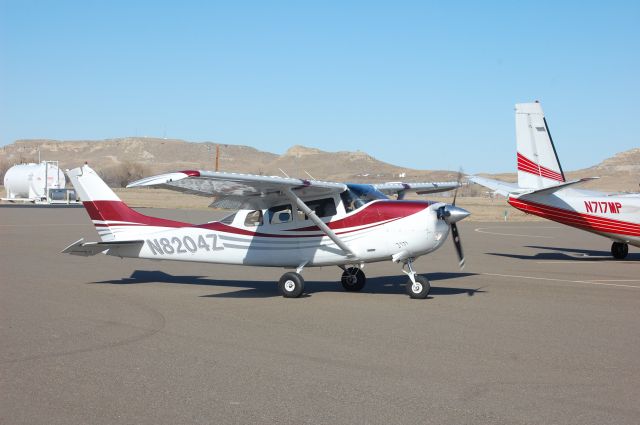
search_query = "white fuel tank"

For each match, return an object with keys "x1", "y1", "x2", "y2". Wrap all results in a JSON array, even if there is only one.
[{"x1": 3, "y1": 162, "x2": 66, "y2": 199}]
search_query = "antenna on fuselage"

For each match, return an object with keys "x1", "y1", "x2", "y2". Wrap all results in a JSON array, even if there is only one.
[{"x1": 278, "y1": 168, "x2": 290, "y2": 178}]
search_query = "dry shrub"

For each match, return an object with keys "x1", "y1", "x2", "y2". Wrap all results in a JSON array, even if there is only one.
[
  {"x1": 99, "y1": 161, "x2": 150, "y2": 188},
  {"x1": 460, "y1": 182, "x2": 486, "y2": 197},
  {"x1": 0, "y1": 158, "x2": 12, "y2": 182}
]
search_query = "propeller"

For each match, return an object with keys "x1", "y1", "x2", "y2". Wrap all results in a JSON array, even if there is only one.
[
  {"x1": 450, "y1": 220, "x2": 464, "y2": 268},
  {"x1": 437, "y1": 169, "x2": 469, "y2": 268},
  {"x1": 452, "y1": 168, "x2": 462, "y2": 206}
]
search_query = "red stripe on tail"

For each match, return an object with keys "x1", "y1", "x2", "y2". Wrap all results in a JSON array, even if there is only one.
[
  {"x1": 83, "y1": 201, "x2": 189, "y2": 227},
  {"x1": 517, "y1": 153, "x2": 564, "y2": 182}
]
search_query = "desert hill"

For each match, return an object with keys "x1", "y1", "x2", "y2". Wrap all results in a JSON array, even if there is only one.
[
  {"x1": 0, "y1": 138, "x2": 637, "y2": 192},
  {"x1": 0, "y1": 138, "x2": 458, "y2": 186},
  {"x1": 567, "y1": 147, "x2": 640, "y2": 192}
]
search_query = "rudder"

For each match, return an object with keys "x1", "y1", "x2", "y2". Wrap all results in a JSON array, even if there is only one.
[{"x1": 515, "y1": 102, "x2": 565, "y2": 189}]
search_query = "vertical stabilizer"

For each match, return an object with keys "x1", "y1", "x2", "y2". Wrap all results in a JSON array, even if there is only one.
[
  {"x1": 515, "y1": 102, "x2": 565, "y2": 189},
  {"x1": 67, "y1": 164, "x2": 186, "y2": 241},
  {"x1": 67, "y1": 164, "x2": 122, "y2": 204}
]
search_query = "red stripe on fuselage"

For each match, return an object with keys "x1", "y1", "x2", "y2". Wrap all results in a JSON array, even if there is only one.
[
  {"x1": 288, "y1": 200, "x2": 428, "y2": 231},
  {"x1": 508, "y1": 197, "x2": 640, "y2": 237},
  {"x1": 517, "y1": 153, "x2": 564, "y2": 182},
  {"x1": 84, "y1": 199, "x2": 429, "y2": 238}
]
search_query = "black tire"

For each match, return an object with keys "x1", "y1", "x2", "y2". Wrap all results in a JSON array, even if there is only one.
[
  {"x1": 278, "y1": 272, "x2": 305, "y2": 298},
  {"x1": 611, "y1": 242, "x2": 629, "y2": 260},
  {"x1": 406, "y1": 275, "x2": 430, "y2": 299},
  {"x1": 341, "y1": 268, "x2": 366, "y2": 292}
]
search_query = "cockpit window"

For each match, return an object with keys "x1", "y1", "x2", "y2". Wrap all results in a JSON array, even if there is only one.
[
  {"x1": 341, "y1": 184, "x2": 388, "y2": 212},
  {"x1": 340, "y1": 190, "x2": 362, "y2": 213},
  {"x1": 304, "y1": 198, "x2": 336, "y2": 219}
]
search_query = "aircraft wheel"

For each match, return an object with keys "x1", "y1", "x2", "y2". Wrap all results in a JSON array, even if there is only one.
[
  {"x1": 341, "y1": 267, "x2": 366, "y2": 292},
  {"x1": 611, "y1": 242, "x2": 629, "y2": 260},
  {"x1": 278, "y1": 272, "x2": 305, "y2": 298},
  {"x1": 406, "y1": 275, "x2": 430, "y2": 299}
]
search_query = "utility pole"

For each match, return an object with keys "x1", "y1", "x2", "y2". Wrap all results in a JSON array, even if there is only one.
[{"x1": 215, "y1": 144, "x2": 220, "y2": 172}]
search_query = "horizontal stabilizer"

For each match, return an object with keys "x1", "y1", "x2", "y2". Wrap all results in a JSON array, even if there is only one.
[
  {"x1": 469, "y1": 176, "x2": 528, "y2": 197},
  {"x1": 62, "y1": 238, "x2": 144, "y2": 256},
  {"x1": 519, "y1": 177, "x2": 599, "y2": 197}
]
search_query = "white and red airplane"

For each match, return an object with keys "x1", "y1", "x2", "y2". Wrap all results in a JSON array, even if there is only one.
[
  {"x1": 471, "y1": 102, "x2": 640, "y2": 259},
  {"x1": 63, "y1": 164, "x2": 470, "y2": 298}
]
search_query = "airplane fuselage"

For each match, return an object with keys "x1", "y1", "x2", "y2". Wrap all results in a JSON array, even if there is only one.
[
  {"x1": 508, "y1": 188, "x2": 640, "y2": 247},
  {"x1": 97, "y1": 200, "x2": 452, "y2": 268}
]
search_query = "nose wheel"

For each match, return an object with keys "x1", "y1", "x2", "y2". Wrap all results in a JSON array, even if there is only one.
[
  {"x1": 407, "y1": 275, "x2": 431, "y2": 299},
  {"x1": 402, "y1": 258, "x2": 431, "y2": 299},
  {"x1": 611, "y1": 242, "x2": 629, "y2": 259}
]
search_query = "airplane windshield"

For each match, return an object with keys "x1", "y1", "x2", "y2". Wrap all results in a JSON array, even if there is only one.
[{"x1": 341, "y1": 184, "x2": 389, "y2": 213}]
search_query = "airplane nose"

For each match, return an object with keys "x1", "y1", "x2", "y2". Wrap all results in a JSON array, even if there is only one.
[{"x1": 438, "y1": 205, "x2": 471, "y2": 224}]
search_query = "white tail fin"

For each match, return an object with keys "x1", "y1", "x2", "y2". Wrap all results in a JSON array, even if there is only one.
[
  {"x1": 67, "y1": 164, "x2": 122, "y2": 204},
  {"x1": 67, "y1": 164, "x2": 186, "y2": 241},
  {"x1": 515, "y1": 102, "x2": 565, "y2": 189}
]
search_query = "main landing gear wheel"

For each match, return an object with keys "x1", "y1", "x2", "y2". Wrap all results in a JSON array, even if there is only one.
[
  {"x1": 341, "y1": 267, "x2": 366, "y2": 292},
  {"x1": 406, "y1": 275, "x2": 431, "y2": 299},
  {"x1": 278, "y1": 272, "x2": 305, "y2": 298},
  {"x1": 611, "y1": 242, "x2": 629, "y2": 260}
]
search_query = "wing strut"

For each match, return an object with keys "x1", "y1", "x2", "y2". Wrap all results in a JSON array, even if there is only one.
[{"x1": 284, "y1": 189, "x2": 356, "y2": 259}]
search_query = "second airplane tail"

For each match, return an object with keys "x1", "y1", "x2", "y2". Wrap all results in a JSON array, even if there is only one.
[
  {"x1": 515, "y1": 102, "x2": 566, "y2": 189},
  {"x1": 470, "y1": 102, "x2": 596, "y2": 197}
]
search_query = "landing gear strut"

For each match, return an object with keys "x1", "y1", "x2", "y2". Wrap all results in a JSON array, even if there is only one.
[
  {"x1": 611, "y1": 242, "x2": 629, "y2": 260},
  {"x1": 402, "y1": 258, "x2": 430, "y2": 299}
]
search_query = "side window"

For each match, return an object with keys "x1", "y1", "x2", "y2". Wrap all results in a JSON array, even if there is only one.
[
  {"x1": 305, "y1": 198, "x2": 337, "y2": 219},
  {"x1": 268, "y1": 204, "x2": 293, "y2": 224},
  {"x1": 244, "y1": 210, "x2": 263, "y2": 227},
  {"x1": 220, "y1": 212, "x2": 237, "y2": 225}
]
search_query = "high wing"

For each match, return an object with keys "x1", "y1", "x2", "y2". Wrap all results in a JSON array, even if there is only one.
[
  {"x1": 373, "y1": 182, "x2": 460, "y2": 199},
  {"x1": 128, "y1": 170, "x2": 462, "y2": 209},
  {"x1": 127, "y1": 170, "x2": 347, "y2": 210}
]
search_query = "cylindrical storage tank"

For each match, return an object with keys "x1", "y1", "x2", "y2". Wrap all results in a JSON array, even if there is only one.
[{"x1": 3, "y1": 162, "x2": 66, "y2": 199}]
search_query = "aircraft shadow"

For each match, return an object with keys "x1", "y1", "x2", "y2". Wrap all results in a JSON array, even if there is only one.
[
  {"x1": 92, "y1": 270, "x2": 482, "y2": 298},
  {"x1": 487, "y1": 245, "x2": 640, "y2": 261}
]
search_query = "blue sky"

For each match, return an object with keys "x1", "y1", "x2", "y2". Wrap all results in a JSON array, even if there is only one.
[{"x1": 1, "y1": 1, "x2": 638, "y2": 173}]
